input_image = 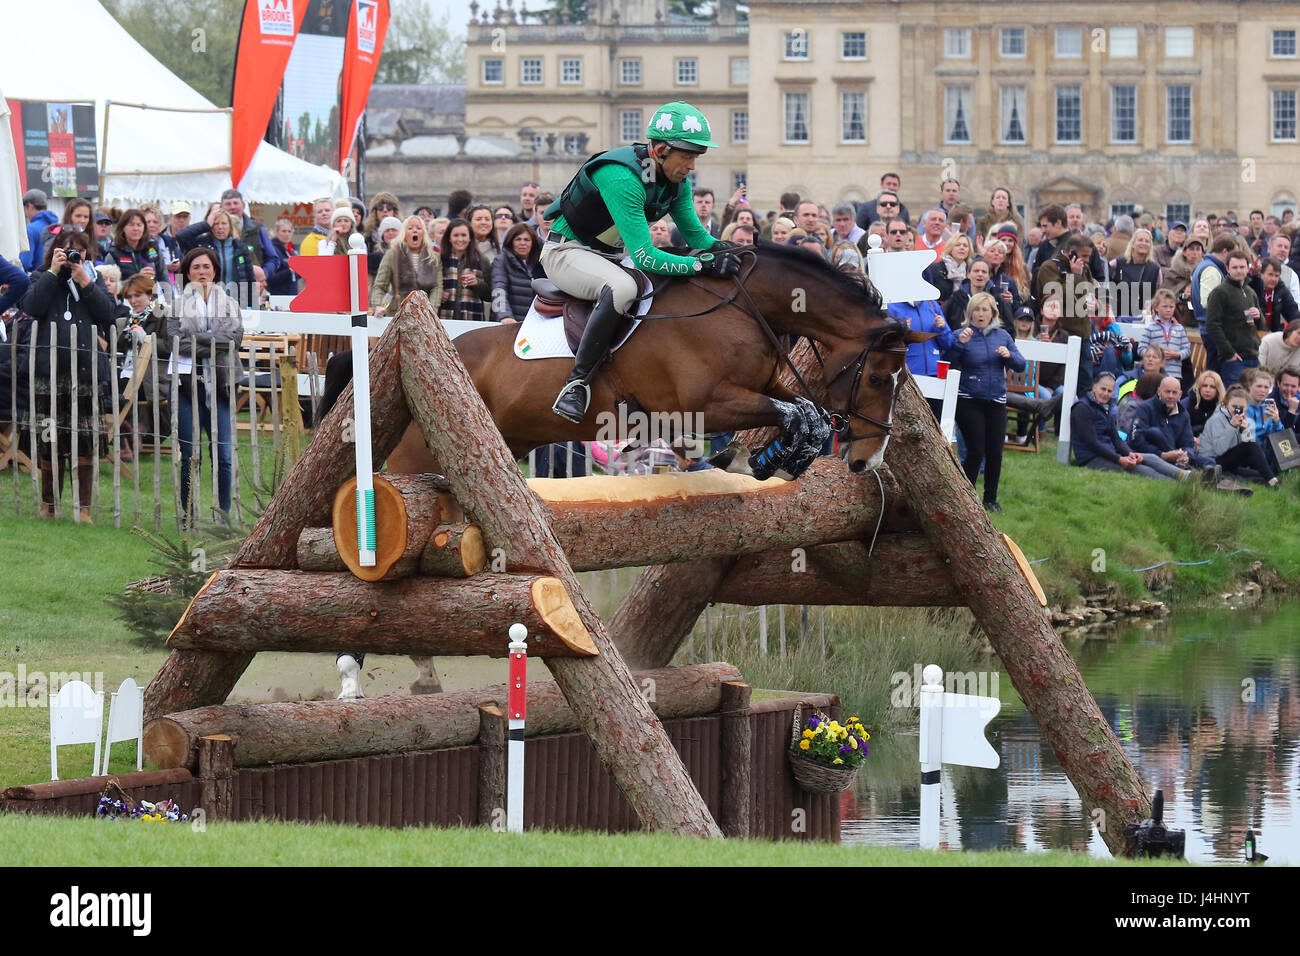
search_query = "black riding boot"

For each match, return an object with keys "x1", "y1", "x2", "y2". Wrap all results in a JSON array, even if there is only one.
[{"x1": 552, "y1": 286, "x2": 626, "y2": 424}]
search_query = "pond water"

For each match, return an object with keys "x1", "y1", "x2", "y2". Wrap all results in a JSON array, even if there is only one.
[{"x1": 842, "y1": 600, "x2": 1300, "y2": 864}]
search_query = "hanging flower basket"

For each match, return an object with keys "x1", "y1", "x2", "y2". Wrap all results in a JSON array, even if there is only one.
[{"x1": 787, "y1": 701, "x2": 869, "y2": 794}]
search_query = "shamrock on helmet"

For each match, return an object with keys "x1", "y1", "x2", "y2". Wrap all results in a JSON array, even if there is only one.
[{"x1": 646, "y1": 101, "x2": 718, "y2": 152}]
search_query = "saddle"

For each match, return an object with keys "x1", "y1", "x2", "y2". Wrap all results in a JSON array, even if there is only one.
[{"x1": 531, "y1": 265, "x2": 653, "y2": 354}]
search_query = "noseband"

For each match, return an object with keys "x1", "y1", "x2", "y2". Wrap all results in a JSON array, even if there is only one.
[{"x1": 824, "y1": 340, "x2": 909, "y2": 443}]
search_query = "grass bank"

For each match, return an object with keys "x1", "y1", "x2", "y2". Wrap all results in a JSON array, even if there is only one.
[
  {"x1": 0, "y1": 814, "x2": 1180, "y2": 866},
  {"x1": 986, "y1": 436, "x2": 1300, "y2": 605}
]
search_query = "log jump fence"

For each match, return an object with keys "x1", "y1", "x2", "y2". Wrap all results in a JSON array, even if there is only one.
[{"x1": 5, "y1": 290, "x2": 1154, "y2": 852}]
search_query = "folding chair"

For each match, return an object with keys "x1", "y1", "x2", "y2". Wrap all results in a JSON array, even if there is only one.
[
  {"x1": 1005, "y1": 361, "x2": 1041, "y2": 453},
  {"x1": 50, "y1": 680, "x2": 103, "y2": 781},
  {"x1": 101, "y1": 677, "x2": 144, "y2": 775}
]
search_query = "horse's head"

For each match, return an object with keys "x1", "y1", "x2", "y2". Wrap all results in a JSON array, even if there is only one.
[{"x1": 824, "y1": 320, "x2": 936, "y2": 473}]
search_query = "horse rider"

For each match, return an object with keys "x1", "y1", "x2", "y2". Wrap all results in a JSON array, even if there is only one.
[{"x1": 541, "y1": 101, "x2": 743, "y2": 423}]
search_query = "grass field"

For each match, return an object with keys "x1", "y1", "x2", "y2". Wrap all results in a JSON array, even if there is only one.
[{"x1": 0, "y1": 814, "x2": 1184, "y2": 867}]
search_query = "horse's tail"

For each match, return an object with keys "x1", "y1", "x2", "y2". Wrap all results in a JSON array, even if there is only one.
[{"x1": 318, "y1": 351, "x2": 354, "y2": 422}]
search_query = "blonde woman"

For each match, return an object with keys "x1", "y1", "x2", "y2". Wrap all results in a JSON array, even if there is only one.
[
  {"x1": 769, "y1": 217, "x2": 795, "y2": 244},
  {"x1": 1112, "y1": 228, "x2": 1162, "y2": 316},
  {"x1": 933, "y1": 232, "x2": 972, "y2": 303},
  {"x1": 942, "y1": 291, "x2": 1026, "y2": 512},
  {"x1": 371, "y1": 216, "x2": 443, "y2": 316}
]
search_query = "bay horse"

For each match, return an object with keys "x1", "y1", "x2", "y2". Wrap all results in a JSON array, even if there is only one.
[
  {"x1": 323, "y1": 241, "x2": 931, "y2": 698},
  {"x1": 331, "y1": 242, "x2": 931, "y2": 478}
]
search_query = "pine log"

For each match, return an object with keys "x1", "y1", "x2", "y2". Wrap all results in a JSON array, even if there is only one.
[
  {"x1": 395, "y1": 308, "x2": 720, "y2": 836},
  {"x1": 713, "y1": 536, "x2": 962, "y2": 606},
  {"x1": 166, "y1": 569, "x2": 597, "y2": 658},
  {"x1": 884, "y1": 375, "x2": 1150, "y2": 856},
  {"x1": 477, "y1": 705, "x2": 507, "y2": 827},
  {"x1": 143, "y1": 307, "x2": 416, "y2": 721},
  {"x1": 197, "y1": 735, "x2": 234, "y2": 822},
  {"x1": 609, "y1": 338, "x2": 832, "y2": 666},
  {"x1": 718, "y1": 682, "x2": 752, "y2": 838},
  {"x1": 419, "y1": 522, "x2": 488, "y2": 577},
  {"x1": 142, "y1": 662, "x2": 742, "y2": 770},
  {"x1": 297, "y1": 526, "x2": 347, "y2": 571},
  {"x1": 306, "y1": 458, "x2": 907, "y2": 576}
]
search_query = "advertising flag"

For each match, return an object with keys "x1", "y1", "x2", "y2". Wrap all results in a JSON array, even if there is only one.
[
  {"x1": 231, "y1": 0, "x2": 309, "y2": 188},
  {"x1": 338, "y1": 0, "x2": 390, "y2": 173}
]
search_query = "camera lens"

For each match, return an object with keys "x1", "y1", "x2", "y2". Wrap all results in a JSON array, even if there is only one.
[{"x1": 66, "y1": 249, "x2": 81, "y2": 264}]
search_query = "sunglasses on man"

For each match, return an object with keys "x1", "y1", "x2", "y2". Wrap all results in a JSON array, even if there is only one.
[{"x1": 878, "y1": 200, "x2": 899, "y2": 207}]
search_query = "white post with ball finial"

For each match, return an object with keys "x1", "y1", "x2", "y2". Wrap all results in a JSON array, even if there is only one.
[
  {"x1": 507, "y1": 623, "x2": 528, "y2": 833},
  {"x1": 346, "y1": 233, "x2": 376, "y2": 567},
  {"x1": 917, "y1": 662, "x2": 1002, "y2": 850}
]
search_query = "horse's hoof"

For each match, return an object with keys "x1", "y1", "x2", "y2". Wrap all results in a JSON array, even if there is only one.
[
  {"x1": 337, "y1": 655, "x2": 364, "y2": 699},
  {"x1": 409, "y1": 678, "x2": 443, "y2": 696},
  {"x1": 706, "y1": 440, "x2": 750, "y2": 473}
]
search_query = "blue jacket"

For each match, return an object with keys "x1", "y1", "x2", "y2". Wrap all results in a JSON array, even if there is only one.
[
  {"x1": 1130, "y1": 395, "x2": 1196, "y2": 457},
  {"x1": 23, "y1": 210, "x2": 58, "y2": 271},
  {"x1": 0, "y1": 257, "x2": 30, "y2": 314},
  {"x1": 1070, "y1": 392, "x2": 1131, "y2": 465},
  {"x1": 942, "y1": 325, "x2": 1026, "y2": 402},
  {"x1": 889, "y1": 299, "x2": 953, "y2": 376}
]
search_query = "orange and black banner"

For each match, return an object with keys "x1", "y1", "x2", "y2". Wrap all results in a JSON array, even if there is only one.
[
  {"x1": 338, "y1": 0, "x2": 389, "y2": 173},
  {"x1": 230, "y1": 0, "x2": 309, "y2": 188}
]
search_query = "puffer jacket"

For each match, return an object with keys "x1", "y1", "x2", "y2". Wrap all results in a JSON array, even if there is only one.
[
  {"x1": 19, "y1": 267, "x2": 116, "y2": 380},
  {"x1": 490, "y1": 250, "x2": 541, "y2": 322},
  {"x1": 1129, "y1": 394, "x2": 1196, "y2": 457},
  {"x1": 1070, "y1": 391, "x2": 1132, "y2": 465},
  {"x1": 1198, "y1": 403, "x2": 1254, "y2": 460},
  {"x1": 942, "y1": 325, "x2": 1026, "y2": 402},
  {"x1": 105, "y1": 239, "x2": 165, "y2": 283}
]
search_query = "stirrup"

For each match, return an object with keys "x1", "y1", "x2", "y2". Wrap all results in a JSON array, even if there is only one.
[{"x1": 551, "y1": 379, "x2": 591, "y2": 424}]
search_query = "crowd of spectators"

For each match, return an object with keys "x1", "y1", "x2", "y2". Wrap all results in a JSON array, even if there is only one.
[{"x1": 6, "y1": 167, "x2": 1300, "y2": 516}]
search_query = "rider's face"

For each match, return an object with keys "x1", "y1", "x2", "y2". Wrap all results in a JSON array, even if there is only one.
[{"x1": 656, "y1": 146, "x2": 697, "y2": 184}]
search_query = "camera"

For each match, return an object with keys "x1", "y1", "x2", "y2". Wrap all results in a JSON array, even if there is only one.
[{"x1": 65, "y1": 249, "x2": 82, "y2": 264}]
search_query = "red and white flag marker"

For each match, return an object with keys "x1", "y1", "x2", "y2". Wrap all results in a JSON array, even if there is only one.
[{"x1": 507, "y1": 622, "x2": 528, "y2": 833}]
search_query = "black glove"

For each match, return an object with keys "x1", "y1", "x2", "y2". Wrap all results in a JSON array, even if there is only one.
[{"x1": 695, "y1": 250, "x2": 741, "y2": 278}]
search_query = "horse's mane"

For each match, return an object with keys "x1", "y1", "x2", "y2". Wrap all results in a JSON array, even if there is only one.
[
  {"x1": 659, "y1": 241, "x2": 884, "y2": 314},
  {"x1": 752, "y1": 241, "x2": 884, "y2": 314}
]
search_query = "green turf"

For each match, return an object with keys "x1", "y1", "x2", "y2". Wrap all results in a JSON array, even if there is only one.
[{"x1": 0, "y1": 814, "x2": 1188, "y2": 866}]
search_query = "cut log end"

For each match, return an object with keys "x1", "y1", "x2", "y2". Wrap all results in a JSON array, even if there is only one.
[
  {"x1": 1002, "y1": 533, "x2": 1048, "y2": 607},
  {"x1": 141, "y1": 717, "x2": 192, "y2": 769},
  {"x1": 332, "y1": 474, "x2": 409, "y2": 582},
  {"x1": 420, "y1": 523, "x2": 488, "y2": 577},
  {"x1": 532, "y1": 577, "x2": 597, "y2": 656}
]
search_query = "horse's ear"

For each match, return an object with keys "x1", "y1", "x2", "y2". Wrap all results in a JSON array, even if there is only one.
[{"x1": 906, "y1": 330, "x2": 939, "y2": 344}]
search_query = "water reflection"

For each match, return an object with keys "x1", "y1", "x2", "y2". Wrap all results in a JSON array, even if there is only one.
[{"x1": 842, "y1": 601, "x2": 1300, "y2": 863}]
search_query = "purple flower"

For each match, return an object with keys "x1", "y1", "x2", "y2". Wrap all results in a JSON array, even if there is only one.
[
  {"x1": 840, "y1": 744, "x2": 852, "y2": 754},
  {"x1": 807, "y1": 716, "x2": 820, "y2": 729}
]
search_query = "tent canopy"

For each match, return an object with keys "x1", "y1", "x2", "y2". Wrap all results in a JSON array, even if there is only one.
[{"x1": 0, "y1": 1, "x2": 345, "y2": 206}]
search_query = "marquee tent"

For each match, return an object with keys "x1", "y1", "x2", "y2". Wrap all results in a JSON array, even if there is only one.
[{"x1": 0, "y1": 1, "x2": 345, "y2": 208}]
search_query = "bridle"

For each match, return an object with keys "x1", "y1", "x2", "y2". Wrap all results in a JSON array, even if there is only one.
[
  {"x1": 821, "y1": 338, "x2": 909, "y2": 443},
  {"x1": 636, "y1": 246, "x2": 908, "y2": 446}
]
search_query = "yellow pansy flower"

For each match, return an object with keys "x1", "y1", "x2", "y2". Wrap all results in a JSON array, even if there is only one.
[
  {"x1": 799, "y1": 739, "x2": 810, "y2": 751},
  {"x1": 803, "y1": 729, "x2": 815, "y2": 739},
  {"x1": 833, "y1": 757, "x2": 844, "y2": 765}
]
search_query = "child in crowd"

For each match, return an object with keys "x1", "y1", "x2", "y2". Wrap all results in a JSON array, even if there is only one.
[{"x1": 1140, "y1": 289, "x2": 1192, "y2": 381}]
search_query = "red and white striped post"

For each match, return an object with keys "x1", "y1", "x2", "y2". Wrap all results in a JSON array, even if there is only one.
[{"x1": 507, "y1": 622, "x2": 528, "y2": 833}]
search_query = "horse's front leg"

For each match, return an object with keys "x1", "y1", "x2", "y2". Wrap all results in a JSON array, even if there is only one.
[{"x1": 703, "y1": 385, "x2": 829, "y2": 480}]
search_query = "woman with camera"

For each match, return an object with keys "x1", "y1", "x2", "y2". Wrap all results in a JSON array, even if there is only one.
[
  {"x1": 1199, "y1": 384, "x2": 1279, "y2": 487},
  {"x1": 167, "y1": 247, "x2": 244, "y2": 526},
  {"x1": 20, "y1": 231, "x2": 116, "y2": 521}
]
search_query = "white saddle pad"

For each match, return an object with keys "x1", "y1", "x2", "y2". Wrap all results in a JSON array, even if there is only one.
[{"x1": 512, "y1": 262, "x2": 654, "y2": 360}]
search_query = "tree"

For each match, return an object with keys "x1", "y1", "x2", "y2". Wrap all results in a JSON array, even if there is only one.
[
  {"x1": 377, "y1": 0, "x2": 466, "y2": 85},
  {"x1": 103, "y1": 0, "x2": 243, "y2": 106}
]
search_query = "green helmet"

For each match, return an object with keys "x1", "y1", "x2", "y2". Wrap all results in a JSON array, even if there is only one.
[{"x1": 645, "y1": 101, "x2": 718, "y2": 152}]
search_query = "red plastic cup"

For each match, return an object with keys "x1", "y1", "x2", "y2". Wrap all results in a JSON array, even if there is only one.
[{"x1": 936, "y1": 361, "x2": 950, "y2": 379}]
